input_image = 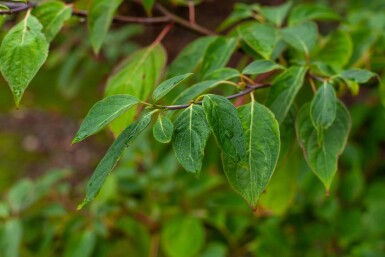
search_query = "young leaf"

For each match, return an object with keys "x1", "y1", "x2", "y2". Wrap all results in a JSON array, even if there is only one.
[
  {"x1": 105, "y1": 44, "x2": 166, "y2": 136},
  {"x1": 222, "y1": 101, "x2": 280, "y2": 207},
  {"x1": 32, "y1": 1, "x2": 72, "y2": 42},
  {"x1": 172, "y1": 105, "x2": 210, "y2": 174},
  {"x1": 266, "y1": 66, "x2": 307, "y2": 124},
  {"x1": 153, "y1": 114, "x2": 174, "y2": 144},
  {"x1": 217, "y1": 3, "x2": 255, "y2": 32},
  {"x1": 78, "y1": 111, "x2": 155, "y2": 208},
  {"x1": 204, "y1": 67, "x2": 240, "y2": 81},
  {"x1": 0, "y1": 14, "x2": 49, "y2": 107},
  {"x1": 173, "y1": 80, "x2": 224, "y2": 105},
  {"x1": 339, "y1": 69, "x2": 377, "y2": 84},
  {"x1": 73, "y1": 95, "x2": 141, "y2": 143},
  {"x1": 310, "y1": 82, "x2": 337, "y2": 132},
  {"x1": 200, "y1": 37, "x2": 237, "y2": 79},
  {"x1": 152, "y1": 73, "x2": 193, "y2": 102},
  {"x1": 202, "y1": 95, "x2": 246, "y2": 161},
  {"x1": 288, "y1": 4, "x2": 340, "y2": 25},
  {"x1": 296, "y1": 101, "x2": 351, "y2": 191},
  {"x1": 237, "y1": 22, "x2": 277, "y2": 60},
  {"x1": 167, "y1": 36, "x2": 216, "y2": 78},
  {"x1": 281, "y1": 21, "x2": 318, "y2": 55},
  {"x1": 142, "y1": 0, "x2": 155, "y2": 15},
  {"x1": 315, "y1": 30, "x2": 353, "y2": 69},
  {"x1": 88, "y1": 0, "x2": 123, "y2": 54},
  {"x1": 260, "y1": 1, "x2": 292, "y2": 27},
  {"x1": 242, "y1": 59, "x2": 284, "y2": 75}
]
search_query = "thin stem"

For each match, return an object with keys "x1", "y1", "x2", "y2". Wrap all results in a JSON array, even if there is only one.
[
  {"x1": 308, "y1": 76, "x2": 317, "y2": 94},
  {"x1": 0, "y1": 1, "x2": 34, "y2": 14},
  {"x1": 151, "y1": 23, "x2": 174, "y2": 46},
  {"x1": 188, "y1": 1, "x2": 196, "y2": 24},
  {"x1": 159, "y1": 83, "x2": 271, "y2": 110}
]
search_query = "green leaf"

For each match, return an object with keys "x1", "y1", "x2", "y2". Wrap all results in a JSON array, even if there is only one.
[
  {"x1": 242, "y1": 60, "x2": 284, "y2": 75},
  {"x1": 64, "y1": 230, "x2": 96, "y2": 257},
  {"x1": 217, "y1": 3, "x2": 254, "y2": 32},
  {"x1": 222, "y1": 101, "x2": 280, "y2": 207},
  {"x1": 152, "y1": 73, "x2": 193, "y2": 102},
  {"x1": 204, "y1": 67, "x2": 240, "y2": 81},
  {"x1": 142, "y1": 0, "x2": 155, "y2": 15},
  {"x1": 288, "y1": 3, "x2": 340, "y2": 25},
  {"x1": 161, "y1": 216, "x2": 205, "y2": 257},
  {"x1": 310, "y1": 82, "x2": 337, "y2": 132},
  {"x1": 167, "y1": 36, "x2": 216, "y2": 78},
  {"x1": 88, "y1": 0, "x2": 123, "y2": 54},
  {"x1": 153, "y1": 114, "x2": 174, "y2": 144},
  {"x1": 202, "y1": 94, "x2": 246, "y2": 161},
  {"x1": 339, "y1": 69, "x2": 377, "y2": 84},
  {"x1": 200, "y1": 36, "x2": 237, "y2": 78},
  {"x1": 266, "y1": 66, "x2": 307, "y2": 124},
  {"x1": 79, "y1": 111, "x2": 155, "y2": 208},
  {"x1": 0, "y1": 219, "x2": 23, "y2": 257},
  {"x1": 105, "y1": 44, "x2": 166, "y2": 136},
  {"x1": 315, "y1": 30, "x2": 353, "y2": 69},
  {"x1": 0, "y1": 14, "x2": 49, "y2": 107},
  {"x1": 281, "y1": 21, "x2": 318, "y2": 55},
  {"x1": 32, "y1": 1, "x2": 72, "y2": 42},
  {"x1": 238, "y1": 22, "x2": 277, "y2": 60},
  {"x1": 172, "y1": 105, "x2": 210, "y2": 174},
  {"x1": 260, "y1": 1, "x2": 292, "y2": 27},
  {"x1": 73, "y1": 95, "x2": 141, "y2": 143},
  {"x1": 296, "y1": 101, "x2": 351, "y2": 191},
  {"x1": 173, "y1": 80, "x2": 224, "y2": 105}
]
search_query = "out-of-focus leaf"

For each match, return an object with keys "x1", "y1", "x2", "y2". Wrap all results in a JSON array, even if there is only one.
[
  {"x1": 142, "y1": 0, "x2": 155, "y2": 15},
  {"x1": 88, "y1": 0, "x2": 123, "y2": 53},
  {"x1": 217, "y1": 3, "x2": 255, "y2": 32},
  {"x1": 32, "y1": 1, "x2": 72, "y2": 42},
  {"x1": 260, "y1": 1, "x2": 292, "y2": 27},
  {"x1": 288, "y1": 4, "x2": 340, "y2": 25},
  {"x1": 203, "y1": 94, "x2": 246, "y2": 162},
  {"x1": 266, "y1": 66, "x2": 307, "y2": 124},
  {"x1": 0, "y1": 219, "x2": 23, "y2": 257},
  {"x1": 161, "y1": 216, "x2": 205, "y2": 257},
  {"x1": 339, "y1": 68, "x2": 377, "y2": 84},
  {"x1": 204, "y1": 68, "x2": 240, "y2": 81},
  {"x1": 64, "y1": 230, "x2": 96, "y2": 257},
  {"x1": 282, "y1": 21, "x2": 318, "y2": 55},
  {"x1": 242, "y1": 59, "x2": 284, "y2": 75},
  {"x1": 6, "y1": 179, "x2": 35, "y2": 213},
  {"x1": 0, "y1": 14, "x2": 49, "y2": 107}
]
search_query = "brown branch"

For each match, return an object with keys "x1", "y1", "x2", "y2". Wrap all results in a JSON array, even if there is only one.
[
  {"x1": 0, "y1": 1, "x2": 34, "y2": 14},
  {"x1": 158, "y1": 83, "x2": 272, "y2": 111}
]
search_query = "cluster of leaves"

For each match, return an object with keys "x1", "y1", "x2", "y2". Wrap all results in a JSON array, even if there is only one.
[{"x1": 0, "y1": 0, "x2": 380, "y2": 209}]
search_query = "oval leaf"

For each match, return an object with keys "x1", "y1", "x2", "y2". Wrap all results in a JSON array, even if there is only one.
[
  {"x1": 266, "y1": 66, "x2": 307, "y2": 124},
  {"x1": 78, "y1": 111, "x2": 154, "y2": 208},
  {"x1": 288, "y1": 3, "x2": 340, "y2": 25},
  {"x1": 310, "y1": 82, "x2": 337, "y2": 132},
  {"x1": 73, "y1": 94, "x2": 140, "y2": 143},
  {"x1": 172, "y1": 105, "x2": 210, "y2": 174},
  {"x1": 282, "y1": 21, "x2": 318, "y2": 55},
  {"x1": 152, "y1": 73, "x2": 193, "y2": 102},
  {"x1": 0, "y1": 14, "x2": 49, "y2": 107},
  {"x1": 339, "y1": 68, "x2": 377, "y2": 84},
  {"x1": 242, "y1": 59, "x2": 284, "y2": 75},
  {"x1": 296, "y1": 101, "x2": 351, "y2": 191},
  {"x1": 88, "y1": 0, "x2": 123, "y2": 54},
  {"x1": 153, "y1": 114, "x2": 174, "y2": 144},
  {"x1": 222, "y1": 101, "x2": 280, "y2": 207},
  {"x1": 202, "y1": 94, "x2": 246, "y2": 161}
]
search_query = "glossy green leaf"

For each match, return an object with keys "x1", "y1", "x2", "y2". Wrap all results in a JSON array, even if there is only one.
[
  {"x1": 0, "y1": 219, "x2": 23, "y2": 257},
  {"x1": 288, "y1": 4, "x2": 340, "y2": 25},
  {"x1": 204, "y1": 67, "x2": 240, "y2": 81},
  {"x1": 0, "y1": 14, "x2": 49, "y2": 107},
  {"x1": 153, "y1": 114, "x2": 174, "y2": 144},
  {"x1": 79, "y1": 111, "x2": 155, "y2": 208},
  {"x1": 266, "y1": 66, "x2": 307, "y2": 124},
  {"x1": 315, "y1": 30, "x2": 353, "y2": 69},
  {"x1": 201, "y1": 37, "x2": 237, "y2": 78},
  {"x1": 161, "y1": 216, "x2": 205, "y2": 257},
  {"x1": 142, "y1": 0, "x2": 155, "y2": 15},
  {"x1": 242, "y1": 59, "x2": 284, "y2": 75},
  {"x1": 105, "y1": 44, "x2": 166, "y2": 136},
  {"x1": 173, "y1": 80, "x2": 224, "y2": 105},
  {"x1": 238, "y1": 22, "x2": 277, "y2": 60},
  {"x1": 167, "y1": 36, "x2": 216, "y2": 78},
  {"x1": 310, "y1": 82, "x2": 337, "y2": 132},
  {"x1": 32, "y1": 1, "x2": 72, "y2": 42},
  {"x1": 339, "y1": 68, "x2": 377, "y2": 84},
  {"x1": 172, "y1": 105, "x2": 210, "y2": 174},
  {"x1": 152, "y1": 73, "x2": 193, "y2": 102},
  {"x1": 73, "y1": 95, "x2": 141, "y2": 143},
  {"x1": 222, "y1": 101, "x2": 280, "y2": 207},
  {"x1": 203, "y1": 95, "x2": 246, "y2": 161},
  {"x1": 282, "y1": 21, "x2": 318, "y2": 55},
  {"x1": 88, "y1": 0, "x2": 123, "y2": 54},
  {"x1": 296, "y1": 101, "x2": 351, "y2": 191},
  {"x1": 260, "y1": 1, "x2": 292, "y2": 27}
]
